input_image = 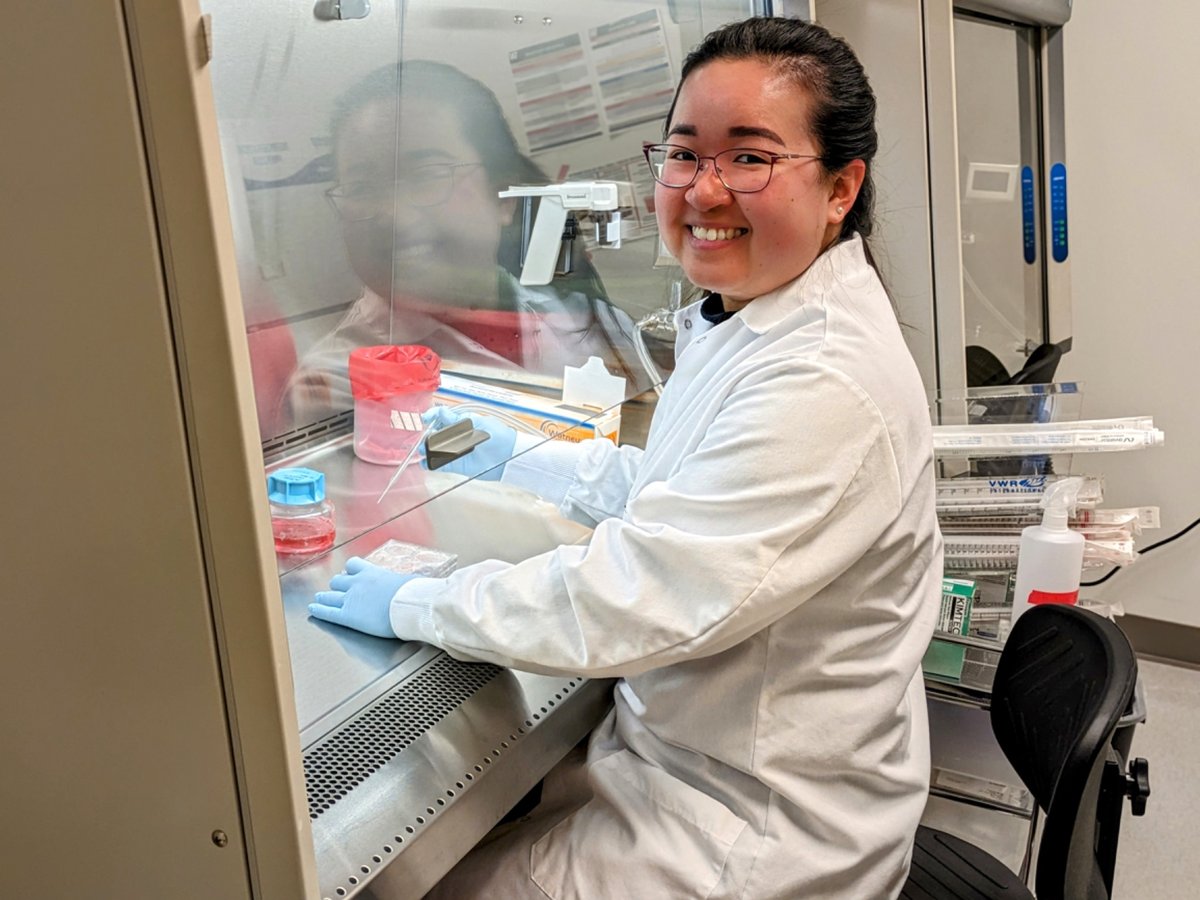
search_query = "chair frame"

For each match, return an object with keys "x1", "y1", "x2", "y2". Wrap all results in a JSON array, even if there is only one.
[{"x1": 903, "y1": 605, "x2": 1150, "y2": 899}]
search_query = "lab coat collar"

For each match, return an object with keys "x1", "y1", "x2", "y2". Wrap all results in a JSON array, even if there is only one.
[{"x1": 674, "y1": 234, "x2": 869, "y2": 345}]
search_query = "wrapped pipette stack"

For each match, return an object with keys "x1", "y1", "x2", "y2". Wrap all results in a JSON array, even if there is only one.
[{"x1": 927, "y1": 384, "x2": 1164, "y2": 647}]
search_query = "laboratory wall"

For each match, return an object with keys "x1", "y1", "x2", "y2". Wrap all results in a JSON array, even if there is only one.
[{"x1": 1059, "y1": 0, "x2": 1200, "y2": 633}]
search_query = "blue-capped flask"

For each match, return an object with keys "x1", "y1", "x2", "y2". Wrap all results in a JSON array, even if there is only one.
[{"x1": 267, "y1": 467, "x2": 336, "y2": 555}]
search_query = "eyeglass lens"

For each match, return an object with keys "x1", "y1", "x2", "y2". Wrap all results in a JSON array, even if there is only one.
[
  {"x1": 330, "y1": 164, "x2": 461, "y2": 220},
  {"x1": 645, "y1": 146, "x2": 779, "y2": 193}
]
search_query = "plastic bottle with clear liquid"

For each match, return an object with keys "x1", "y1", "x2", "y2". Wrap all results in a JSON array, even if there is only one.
[
  {"x1": 268, "y1": 467, "x2": 336, "y2": 555},
  {"x1": 1009, "y1": 476, "x2": 1085, "y2": 625}
]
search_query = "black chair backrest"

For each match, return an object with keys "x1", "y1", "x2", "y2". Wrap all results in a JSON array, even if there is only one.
[
  {"x1": 989, "y1": 605, "x2": 1138, "y2": 900},
  {"x1": 1010, "y1": 341, "x2": 1066, "y2": 385}
]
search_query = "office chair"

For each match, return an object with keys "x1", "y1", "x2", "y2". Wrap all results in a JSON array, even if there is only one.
[
  {"x1": 964, "y1": 341, "x2": 1070, "y2": 393},
  {"x1": 901, "y1": 605, "x2": 1151, "y2": 899}
]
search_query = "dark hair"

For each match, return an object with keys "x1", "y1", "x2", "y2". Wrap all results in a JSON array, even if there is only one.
[
  {"x1": 666, "y1": 17, "x2": 880, "y2": 252},
  {"x1": 332, "y1": 60, "x2": 545, "y2": 192}
]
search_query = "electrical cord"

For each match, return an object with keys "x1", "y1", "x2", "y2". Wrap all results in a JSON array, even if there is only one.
[{"x1": 1081, "y1": 512, "x2": 1200, "y2": 586}]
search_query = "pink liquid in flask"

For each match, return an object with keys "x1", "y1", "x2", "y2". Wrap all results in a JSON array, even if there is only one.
[
  {"x1": 271, "y1": 511, "x2": 336, "y2": 554},
  {"x1": 267, "y1": 467, "x2": 336, "y2": 556}
]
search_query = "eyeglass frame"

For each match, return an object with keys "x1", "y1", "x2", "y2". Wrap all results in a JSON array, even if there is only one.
[
  {"x1": 324, "y1": 161, "x2": 485, "y2": 221},
  {"x1": 641, "y1": 142, "x2": 824, "y2": 194}
]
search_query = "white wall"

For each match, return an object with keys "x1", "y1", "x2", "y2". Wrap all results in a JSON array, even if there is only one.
[{"x1": 1060, "y1": 0, "x2": 1200, "y2": 626}]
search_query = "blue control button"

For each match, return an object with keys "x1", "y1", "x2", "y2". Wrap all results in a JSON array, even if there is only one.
[
  {"x1": 1022, "y1": 166, "x2": 1036, "y2": 264},
  {"x1": 1050, "y1": 162, "x2": 1068, "y2": 263}
]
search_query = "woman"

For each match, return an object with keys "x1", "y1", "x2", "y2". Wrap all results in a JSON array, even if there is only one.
[
  {"x1": 286, "y1": 61, "x2": 644, "y2": 424},
  {"x1": 311, "y1": 19, "x2": 942, "y2": 898}
]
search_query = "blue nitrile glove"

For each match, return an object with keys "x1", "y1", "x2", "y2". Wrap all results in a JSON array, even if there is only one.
[
  {"x1": 308, "y1": 557, "x2": 417, "y2": 638},
  {"x1": 421, "y1": 406, "x2": 517, "y2": 481}
]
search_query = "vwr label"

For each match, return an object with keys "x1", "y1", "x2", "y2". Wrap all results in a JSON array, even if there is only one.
[
  {"x1": 1029, "y1": 589, "x2": 1079, "y2": 606},
  {"x1": 987, "y1": 476, "x2": 1047, "y2": 494}
]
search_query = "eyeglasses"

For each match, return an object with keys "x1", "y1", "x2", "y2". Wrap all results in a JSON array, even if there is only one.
[
  {"x1": 324, "y1": 162, "x2": 484, "y2": 221},
  {"x1": 642, "y1": 142, "x2": 822, "y2": 194}
]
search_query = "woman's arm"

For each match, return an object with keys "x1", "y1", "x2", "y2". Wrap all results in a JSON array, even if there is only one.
[
  {"x1": 503, "y1": 434, "x2": 645, "y2": 528},
  {"x1": 393, "y1": 361, "x2": 904, "y2": 675}
]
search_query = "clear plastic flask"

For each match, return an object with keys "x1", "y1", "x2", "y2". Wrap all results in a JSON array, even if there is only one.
[{"x1": 268, "y1": 467, "x2": 336, "y2": 555}]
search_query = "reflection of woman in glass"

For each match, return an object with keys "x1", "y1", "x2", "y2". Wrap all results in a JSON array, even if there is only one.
[{"x1": 286, "y1": 61, "x2": 643, "y2": 422}]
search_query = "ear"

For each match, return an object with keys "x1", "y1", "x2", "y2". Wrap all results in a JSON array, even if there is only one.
[{"x1": 827, "y1": 159, "x2": 866, "y2": 225}]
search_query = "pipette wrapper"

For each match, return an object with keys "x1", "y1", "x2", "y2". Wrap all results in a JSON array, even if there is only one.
[{"x1": 436, "y1": 371, "x2": 621, "y2": 443}]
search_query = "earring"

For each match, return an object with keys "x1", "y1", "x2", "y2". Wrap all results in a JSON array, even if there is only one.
[{"x1": 836, "y1": 205, "x2": 845, "y2": 215}]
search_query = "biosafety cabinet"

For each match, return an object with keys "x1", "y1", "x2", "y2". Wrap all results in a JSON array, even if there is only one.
[
  {"x1": 3, "y1": 1, "x2": 756, "y2": 898},
  {"x1": 805, "y1": 0, "x2": 1075, "y2": 398},
  {"x1": 1, "y1": 1, "x2": 1073, "y2": 898}
]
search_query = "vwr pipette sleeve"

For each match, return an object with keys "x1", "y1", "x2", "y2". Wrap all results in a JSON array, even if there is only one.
[{"x1": 932, "y1": 417, "x2": 1164, "y2": 457}]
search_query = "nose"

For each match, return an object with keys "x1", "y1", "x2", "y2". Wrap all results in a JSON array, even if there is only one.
[
  {"x1": 382, "y1": 186, "x2": 424, "y2": 229},
  {"x1": 685, "y1": 159, "x2": 732, "y2": 210}
]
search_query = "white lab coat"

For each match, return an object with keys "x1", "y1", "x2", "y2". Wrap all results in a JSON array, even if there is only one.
[{"x1": 385, "y1": 235, "x2": 942, "y2": 899}]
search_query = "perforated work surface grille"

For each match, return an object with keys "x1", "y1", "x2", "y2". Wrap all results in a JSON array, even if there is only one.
[
  {"x1": 303, "y1": 658, "x2": 502, "y2": 819},
  {"x1": 261, "y1": 409, "x2": 353, "y2": 464}
]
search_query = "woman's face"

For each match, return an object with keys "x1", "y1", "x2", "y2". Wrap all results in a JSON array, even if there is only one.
[
  {"x1": 655, "y1": 58, "x2": 847, "y2": 308},
  {"x1": 335, "y1": 96, "x2": 510, "y2": 307}
]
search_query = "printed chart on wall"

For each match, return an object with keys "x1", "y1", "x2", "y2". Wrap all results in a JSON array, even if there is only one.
[
  {"x1": 509, "y1": 34, "x2": 603, "y2": 153},
  {"x1": 591, "y1": 9, "x2": 675, "y2": 134},
  {"x1": 509, "y1": 9, "x2": 674, "y2": 153}
]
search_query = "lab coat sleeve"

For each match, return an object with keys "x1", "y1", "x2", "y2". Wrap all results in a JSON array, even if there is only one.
[
  {"x1": 502, "y1": 432, "x2": 645, "y2": 528},
  {"x1": 390, "y1": 359, "x2": 902, "y2": 675}
]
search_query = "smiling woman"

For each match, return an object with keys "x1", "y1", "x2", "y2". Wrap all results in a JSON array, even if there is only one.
[
  {"x1": 312, "y1": 20, "x2": 942, "y2": 900},
  {"x1": 282, "y1": 61, "x2": 645, "y2": 425},
  {"x1": 650, "y1": 50, "x2": 870, "y2": 307}
]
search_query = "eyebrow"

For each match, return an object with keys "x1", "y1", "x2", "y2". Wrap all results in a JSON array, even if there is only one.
[
  {"x1": 666, "y1": 123, "x2": 787, "y2": 145},
  {"x1": 341, "y1": 147, "x2": 459, "y2": 181}
]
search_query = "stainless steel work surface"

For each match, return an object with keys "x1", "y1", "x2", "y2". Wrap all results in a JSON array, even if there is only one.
[
  {"x1": 272, "y1": 434, "x2": 594, "y2": 580},
  {"x1": 275, "y1": 435, "x2": 595, "y2": 728},
  {"x1": 275, "y1": 437, "x2": 611, "y2": 899}
]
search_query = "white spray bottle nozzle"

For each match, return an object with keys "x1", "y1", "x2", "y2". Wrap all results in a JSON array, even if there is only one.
[{"x1": 1039, "y1": 476, "x2": 1083, "y2": 531}]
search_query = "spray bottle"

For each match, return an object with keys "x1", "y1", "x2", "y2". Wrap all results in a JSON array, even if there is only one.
[{"x1": 1009, "y1": 476, "x2": 1085, "y2": 626}]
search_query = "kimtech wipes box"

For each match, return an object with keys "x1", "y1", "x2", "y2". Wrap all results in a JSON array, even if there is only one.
[
  {"x1": 434, "y1": 371, "x2": 621, "y2": 444},
  {"x1": 937, "y1": 578, "x2": 976, "y2": 637}
]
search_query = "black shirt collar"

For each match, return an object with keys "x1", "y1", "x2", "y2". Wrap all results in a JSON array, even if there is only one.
[{"x1": 700, "y1": 293, "x2": 736, "y2": 326}]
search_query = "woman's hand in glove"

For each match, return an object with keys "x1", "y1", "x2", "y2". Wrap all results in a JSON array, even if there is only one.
[
  {"x1": 308, "y1": 557, "x2": 416, "y2": 638},
  {"x1": 422, "y1": 406, "x2": 517, "y2": 481}
]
